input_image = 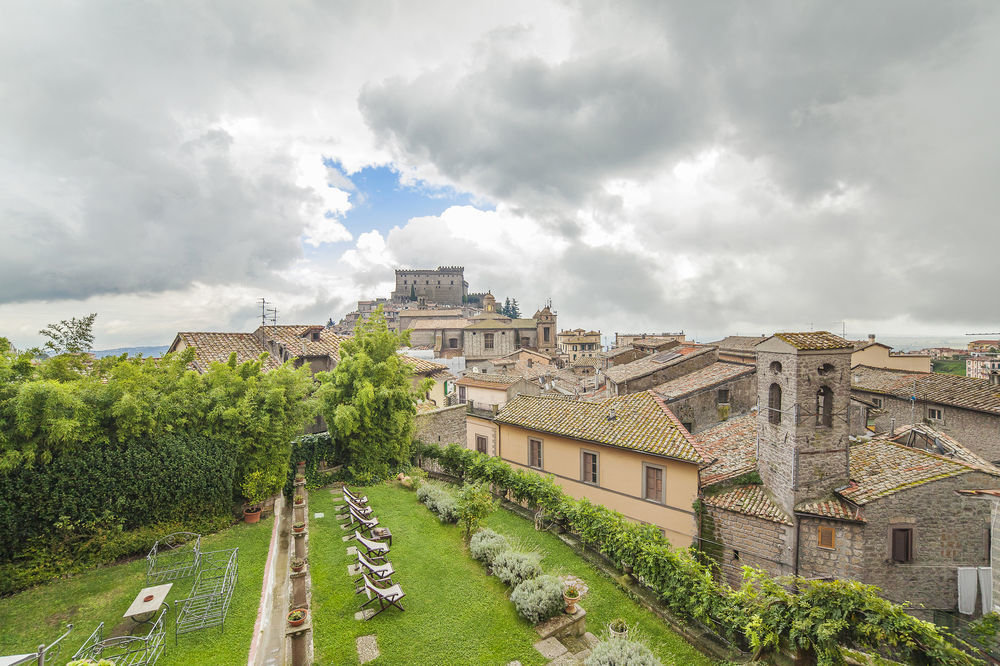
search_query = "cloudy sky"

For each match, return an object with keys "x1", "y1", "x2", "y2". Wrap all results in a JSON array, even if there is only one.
[{"x1": 2, "y1": 1, "x2": 998, "y2": 351}]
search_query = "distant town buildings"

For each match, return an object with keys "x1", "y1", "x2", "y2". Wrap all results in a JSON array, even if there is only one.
[
  {"x1": 391, "y1": 266, "x2": 468, "y2": 306},
  {"x1": 557, "y1": 328, "x2": 601, "y2": 363}
]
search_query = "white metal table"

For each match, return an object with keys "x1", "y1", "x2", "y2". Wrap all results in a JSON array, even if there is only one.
[{"x1": 124, "y1": 582, "x2": 172, "y2": 625}]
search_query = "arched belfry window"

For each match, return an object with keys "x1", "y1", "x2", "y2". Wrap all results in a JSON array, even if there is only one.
[
  {"x1": 768, "y1": 383, "x2": 782, "y2": 425},
  {"x1": 816, "y1": 386, "x2": 834, "y2": 427}
]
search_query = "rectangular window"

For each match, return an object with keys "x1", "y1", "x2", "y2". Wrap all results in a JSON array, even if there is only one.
[
  {"x1": 643, "y1": 464, "x2": 664, "y2": 503},
  {"x1": 458, "y1": 386, "x2": 466, "y2": 403},
  {"x1": 476, "y1": 434, "x2": 488, "y2": 454},
  {"x1": 529, "y1": 439, "x2": 543, "y2": 468},
  {"x1": 449, "y1": 338, "x2": 458, "y2": 348},
  {"x1": 681, "y1": 421, "x2": 693, "y2": 433},
  {"x1": 717, "y1": 388, "x2": 730, "y2": 404},
  {"x1": 543, "y1": 328, "x2": 550, "y2": 342},
  {"x1": 581, "y1": 451, "x2": 599, "y2": 485},
  {"x1": 484, "y1": 333, "x2": 494, "y2": 349},
  {"x1": 928, "y1": 407, "x2": 943, "y2": 421},
  {"x1": 891, "y1": 527, "x2": 913, "y2": 563},
  {"x1": 872, "y1": 397, "x2": 883, "y2": 408},
  {"x1": 818, "y1": 526, "x2": 836, "y2": 549}
]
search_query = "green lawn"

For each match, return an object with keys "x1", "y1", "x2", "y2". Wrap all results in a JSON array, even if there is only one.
[
  {"x1": 932, "y1": 358, "x2": 966, "y2": 376},
  {"x1": 310, "y1": 482, "x2": 711, "y2": 665},
  {"x1": 0, "y1": 516, "x2": 273, "y2": 665}
]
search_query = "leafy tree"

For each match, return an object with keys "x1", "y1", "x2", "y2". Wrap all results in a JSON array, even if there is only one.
[
  {"x1": 458, "y1": 482, "x2": 497, "y2": 541},
  {"x1": 315, "y1": 307, "x2": 430, "y2": 483},
  {"x1": 39, "y1": 313, "x2": 97, "y2": 355}
]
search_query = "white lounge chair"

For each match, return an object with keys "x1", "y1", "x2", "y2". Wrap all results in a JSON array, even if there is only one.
[
  {"x1": 352, "y1": 530, "x2": 390, "y2": 560},
  {"x1": 355, "y1": 550, "x2": 394, "y2": 584},
  {"x1": 358, "y1": 573, "x2": 405, "y2": 619}
]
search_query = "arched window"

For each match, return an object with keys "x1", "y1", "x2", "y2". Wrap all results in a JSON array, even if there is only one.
[
  {"x1": 770, "y1": 361, "x2": 782, "y2": 374},
  {"x1": 768, "y1": 383, "x2": 782, "y2": 425},
  {"x1": 816, "y1": 386, "x2": 834, "y2": 427}
]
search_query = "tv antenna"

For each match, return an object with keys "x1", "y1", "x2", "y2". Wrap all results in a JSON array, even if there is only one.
[{"x1": 259, "y1": 298, "x2": 278, "y2": 328}]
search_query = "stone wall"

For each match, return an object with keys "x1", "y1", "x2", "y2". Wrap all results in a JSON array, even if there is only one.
[
  {"x1": 413, "y1": 404, "x2": 467, "y2": 447},
  {"x1": 702, "y1": 505, "x2": 795, "y2": 589},
  {"x1": 463, "y1": 328, "x2": 519, "y2": 359},
  {"x1": 614, "y1": 350, "x2": 717, "y2": 395},
  {"x1": 797, "y1": 517, "x2": 865, "y2": 581},
  {"x1": 859, "y1": 472, "x2": 994, "y2": 616},
  {"x1": 857, "y1": 390, "x2": 1000, "y2": 463},
  {"x1": 666, "y1": 372, "x2": 756, "y2": 434}
]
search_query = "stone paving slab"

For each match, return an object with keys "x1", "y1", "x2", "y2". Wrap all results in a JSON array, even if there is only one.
[
  {"x1": 574, "y1": 649, "x2": 591, "y2": 661},
  {"x1": 354, "y1": 609, "x2": 375, "y2": 621},
  {"x1": 533, "y1": 637, "x2": 567, "y2": 660},
  {"x1": 348, "y1": 564, "x2": 360, "y2": 575},
  {"x1": 561, "y1": 635, "x2": 588, "y2": 655},
  {"x1": 342, "y1": 535, "x2": 354, "y2": 542},
  {"x1": 346, "y1": 546, "x2": 358, "y2": 556},
  {"x1": 548, "y1": 653, "x2": 581, "y2": 666},
  {"x1": 583, "y1": 632, "x2": 599, "y2": 649},
  {"x1": 505, "y1": 662, "x2": 523, "y2": 666},
  {"x1": 357, "y1": 634, "x2": 379, "y2": 663},
  {"x1": 340, "y1": 523, "x2": 351, "y2": 530}
]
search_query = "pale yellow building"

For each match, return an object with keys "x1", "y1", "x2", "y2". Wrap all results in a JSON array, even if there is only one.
[
  {"x1": 557, "y1": 328, "x2": 602, "y2": 363},
  {"x1": 491, "y1": 392, "x2": 704, "y2": 546},
  {"x1": 401, "y1": 355, "x2": 455, "y2": 408},
  {"x1": 851, "y1": 338, "x2": 931, "y2": 373}
]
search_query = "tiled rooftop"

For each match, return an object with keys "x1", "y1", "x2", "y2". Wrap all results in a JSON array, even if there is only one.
[
  {"x1": 605, "y1": 345, "x2": 713, "y2": 384},
  {"x1": 851, "y1": 365, "x2": 1000, "y2": 415},
  {"x1": 694, "y1": 414, "x2": 758, "y2": 486},
  {"x1": 707, "y1": 335, "x2": 767, "y2": 351},
  {"x1": 406, "y1": 318, "x2": 470, "y2": 330},
  {"x1": 400, "y1": 355, "x2": 453, "y2": 380},
  {"x1": 703, "y1": 485, "x2": 792, "y2": 525},
  {"x1": 795, "y1": 497, "x2": 864, "y2": 522},
  {"x1": 455, "y1": 373, "x2": 523, "y2": 388},
  {"x1": 653, "y1": 362, "x2": 754, "y2": 400},
  {"x1": 771, "y1": 331, "x2": 853, "y2": 350},
  {"x1": 173, "y1": 332, "x2": 279, "y2": 372},
  {"x1": 261, "y1": 325, "x2": 344, "y2": 359},
  {"x1": 839, "y1": 439, "x2": 996, "y2": 505},
  {"x1": 603, "y1": 345, "x2": 635, "y2": 358},
  {"x1": 495, "y1": 392, "x2": 703, "y2": 464}
]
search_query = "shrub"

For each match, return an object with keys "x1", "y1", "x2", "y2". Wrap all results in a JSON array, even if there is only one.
[
  {"x1": 458, "y1": 482, "x2": 496, "y2": 540},
  {"x1": 469, "y1": 528, "x2": 509, "y2": 565},
  {"x1": 417, "y1": 483, "x2": 459, "y2": 523},
  {"x1": 492, "y1": 549, "x2": 542, "y2": 588},
  {"x1": 585, "y1": 637, "x2": 662, "y2": 666},
  {"x1": 511, "y1": 574, "x2": 564, "y2": 624}
]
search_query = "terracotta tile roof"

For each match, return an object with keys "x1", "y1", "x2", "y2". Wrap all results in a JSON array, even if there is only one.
[
  {"x1": 172, "y1": 332, "x2": 278, "y2": 372},
  {"x1": 399, "y1": 309, "x2": 464, "y2": 318},
  {"x1": 603, "y1": 345, "x2": 635, "y2": 358},
  {"x1": 694, "y1": 414, "x2": 758, "y2": 486},
  {"x1": 605, "y1": 345, "x2": 713, "y2": 384},
  {"x1": 851, "y1": 365, "x2": 1000, "y2": 415},
  {"x1": 795, "y1": 497, "x2": 864, "y2": 522},
  {"x1": 406, "y1": 318, "x2": 470, "y2": 330},
  {"x1": 839, "y1": 439, "x2": 998, "y2": 505},
  {"x1": 887, "y1": 423, "x2": 998, "y2": 469},
  {"x1": 653, "y1": 362, "x2": 755, "y2": 400},
  {"x1": 571, "y1": 356, "x2": 604, "y2": 368},
  {"x1": 707, "y1": 335, "x2": 767, "y2": 351},
  {"x1": 455, "y1": 373, "x2": 522, "y2": 388},
  {"x1": 400, "y1": 355, "x2": 449, "y2": 374},
  {"x1": 771, "y1": 331, "x2": 853, "y2": 350},
  {"x1": 703, "y1": 485, "x2": 792, "y2": 525},
  {"x1": 495, "y1": 392, "x2": 703, "y2": 464},
  {"x1": 259, "y1": 325, "x2": 345, "y2": 359}
]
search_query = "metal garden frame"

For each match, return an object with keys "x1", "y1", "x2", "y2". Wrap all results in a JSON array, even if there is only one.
[
  {"x1": 145, "y1": 532, "x2": 201, "y2": 584},
  {"x1": 72, "y1": 608, "x2": 166, "y2": 665},
  {"x1": 174, "y1": 547, "x2": 239, "y2": 643}
]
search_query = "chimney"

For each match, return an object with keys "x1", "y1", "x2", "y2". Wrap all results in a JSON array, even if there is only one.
[
  {"x1": 990, "y1": 371, "x2": 1000, "y2": 387},
  {"x1": 868, "y1": 334, "x2": 876, "y2": 343},
  {"x1": 890, "y1": 417, "x2": 895, "y2": 436},
  {"x1": 607, "y1": 408, "x2": 617, "y2": 421}
]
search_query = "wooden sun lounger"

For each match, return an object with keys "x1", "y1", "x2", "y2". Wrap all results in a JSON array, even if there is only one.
[
  {"x1": 354, "y1": 550, "x2": 394, "y2": 585},
  {"x1": 352, "y1": 530, "x2": 390, "y2": 560},
  {"x1": 343, "y1": 485, "x2": 368, "y2": 505},
  {"x1": 347, "y1": 507, "x2": 379, "y2": 534},
  {"x1": 358, "y1": 573, "x2": 405, "y2": 619},
  {"x1": 340, "y1": 494, "x2": 372, "y2": 517}
]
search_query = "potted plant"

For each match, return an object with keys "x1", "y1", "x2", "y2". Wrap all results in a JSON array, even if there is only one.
[
  {"x1": 287, "y1": 607, "x2": 308, "y2": 627},
  {"x1": 563, "y1": 585, "x2": 580, "y2": 614},
  {"x1": 294, "y1": 494, "x2": 305, "y2": 505},
  {"x1": 609, "y1": 617, "x2": 628, "y2": 639},
  {"x1": 290, "y1": 557, "x2": 306, "y2": 573},
  {"x1": 292, "y1": 521, "x2": 306, "y2": 534},
  {"x1": 242, "y1": 469, "x2": 274, "y2": 524}
]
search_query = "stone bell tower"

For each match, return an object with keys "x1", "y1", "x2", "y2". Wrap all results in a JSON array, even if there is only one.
[
  {"x1": 534, "y1": 302, "x2": 557, "y2": 355},
  {"x1": 755, "y1": 332, "x2": 854, "y2": 515}
]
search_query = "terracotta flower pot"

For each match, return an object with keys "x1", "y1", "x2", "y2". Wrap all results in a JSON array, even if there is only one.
[
  {"x1": 287, "y1": 608, "x2": 307, "y2": 627},
  {"x1": 244, "y1": 507, "x2": 262, "y2": 524},
  {"x1": 563, "y1": 591, "x2": 579, "y2": 614}
]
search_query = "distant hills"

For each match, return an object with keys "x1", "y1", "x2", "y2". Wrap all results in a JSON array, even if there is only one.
[{"x1": 92, "y1": 346, "x2": 170, "y2": 358}]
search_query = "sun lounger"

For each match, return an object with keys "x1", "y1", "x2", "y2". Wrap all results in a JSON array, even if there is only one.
[
  {"x1": 358, "y1": 573, "x2": 405, "y2": 619},
  {"x1": 355, "y1": 550, "x2": 394, "y2": 585},
  {"x1": 352, "y1": 530, "x2": 390, "y2": 560}
]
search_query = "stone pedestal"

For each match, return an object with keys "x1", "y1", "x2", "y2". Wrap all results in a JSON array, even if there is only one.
[{"x1": 535, "y1": 604, "x2": 586, "y2": 640}]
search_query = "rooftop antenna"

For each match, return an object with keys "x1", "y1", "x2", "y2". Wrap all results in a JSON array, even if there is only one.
[
  {"x1": 267, "y1": 307, "x2": 278, "y2": 327},
  {"x1": 259, "y1": 298, "x2": 270, "y2": 328}
]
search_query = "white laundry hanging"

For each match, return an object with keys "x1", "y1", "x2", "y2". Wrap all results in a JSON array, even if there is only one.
[
  {"x1": 958, "y1": 567, "x2": 978, "y2": 615},
  {"x1": 979, "y1": 567, "x2": 992, "y2": 614}
]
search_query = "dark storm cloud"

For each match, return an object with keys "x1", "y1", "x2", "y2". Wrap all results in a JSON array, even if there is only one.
[{"x1": 361, "y1": 0, "x2": 1000, "y2": 331}]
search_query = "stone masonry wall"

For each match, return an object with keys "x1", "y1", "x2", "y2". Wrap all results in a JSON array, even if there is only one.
[
  {"x1": 703, "y1": 505, "x2": 795, "y2": 589},
  {"x1": 413, "y1": 404, "x2": 467, "y2": 447},
  {"x1": 797, "y1": 517, "x2": 865, "y2": 581},
  {"x1": 859, "y1": 472, "x2": 994, "y2": 616},
  {"x1": 392, "y1": 267, "x2": 465, "y2": 305},
  {"x1": 667, "y1": 372, "x2": 756, "y2": 434},
  {"x1": 618, "y1": 350, "x2": 717, "y2": 395},
  {"x1": 858, "y1": 390, "x2": 1000, "y2": 463}
]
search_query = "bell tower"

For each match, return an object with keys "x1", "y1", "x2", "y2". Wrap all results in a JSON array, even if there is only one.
[
  {"x1": 483, "y1": 292, "x2": 496, "y2": 313},
  {"x1": 534, "y1": 301, "x2": 557, "y2": 354},
  {"x1": 755, "y1": 332, "x2": 853, "y2": 515}
]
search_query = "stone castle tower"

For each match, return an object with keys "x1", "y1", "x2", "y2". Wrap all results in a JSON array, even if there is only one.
[
  {"x1": 755, "y1": 332, "x2": 854, "y2": 515},
  {"x1": 534, "y1": 304, "x2": 557, "y2": 355}
]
